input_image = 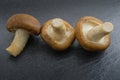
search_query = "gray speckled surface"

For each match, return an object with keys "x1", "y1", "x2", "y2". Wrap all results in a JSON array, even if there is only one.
[{"x1": 0, "y1": 0, "x2": 120, "y2": 80}]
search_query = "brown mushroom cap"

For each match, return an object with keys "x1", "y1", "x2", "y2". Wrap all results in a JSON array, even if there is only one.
[
  {"x1": 41, "y1": 19, "x2": 75, "y2": 50},
  {"x1": 76, "y1": 16, "x2": 110, "y2": 51},
  {"x1": 7, "y1": 14, "x2": 41, "y2": 35}
]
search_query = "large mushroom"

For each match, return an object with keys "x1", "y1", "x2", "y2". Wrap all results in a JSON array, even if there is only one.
[
  {"x1": 75, "y1": 16, "x2": 114, "y2": 51},
  {"x1": 41, "y1": 18, "x2": 75, "y2": 50},
  {"x1": 6, "y1": 14, "x2": 41, "y2": 57}
]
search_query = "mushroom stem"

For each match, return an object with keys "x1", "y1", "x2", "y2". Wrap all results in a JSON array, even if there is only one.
[
  {"x1": 87, "y1": 22, "x2": 114, "y2": 41},
  {"x1": 6, "y1": 29, "x2": 29, "y2": 57},
  {"x1": 51, "y1": 18, "x2": 66, "y2": 34}
]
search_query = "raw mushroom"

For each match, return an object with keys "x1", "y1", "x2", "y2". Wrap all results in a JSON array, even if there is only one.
[
  {"x1": 41, "y1": 18, "x2": 75, "y2": 50},
  {"x1": 6, "y1": 14, "x2": 41, "y2": 57},
  {"x1": 75, "y1": 16, "x2": 114, "y2": 51}
]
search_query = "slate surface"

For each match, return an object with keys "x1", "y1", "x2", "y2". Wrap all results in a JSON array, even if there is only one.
[{"x1": 0, "y1": 0, "x2": 120, "y2": 80}]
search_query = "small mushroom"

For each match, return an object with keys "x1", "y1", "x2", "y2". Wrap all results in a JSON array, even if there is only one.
[
  {"x1": 6, "y1": 14, "x2": 41, "y2": 57},
  {"x1": 41, "y1": 18, "x2": 75, "y2": 50},
  {"x1": 75, "y1": 16, "x2": 114, "y2": 51}
]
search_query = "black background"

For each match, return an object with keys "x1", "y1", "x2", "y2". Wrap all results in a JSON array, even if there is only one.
[{"x1": 0, "y1": 0, "x2": 120, "y2": 80}]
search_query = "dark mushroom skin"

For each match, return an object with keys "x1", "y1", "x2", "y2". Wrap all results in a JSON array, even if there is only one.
[
  {"x1": 6, "y1": 14, "x2": 41, "y2": 57},
  {"x1": 7, "y1": 14, "x2": 41, "y2": 35}
]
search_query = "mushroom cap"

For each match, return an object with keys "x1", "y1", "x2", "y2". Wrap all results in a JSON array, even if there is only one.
[
  {"x1": 41, "y1": 19, "x2": 75, "y2": 50},
  {"x1": 7, "y1": 14, "x2": 41, "y2": 35},
  {"x1": 75, "y1": 16, "x2": 110, "y2": 51}
]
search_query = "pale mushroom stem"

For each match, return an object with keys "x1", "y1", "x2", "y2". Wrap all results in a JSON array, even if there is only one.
[
  {"x1": 6, "y1": 29, "x2": 30, "y2": 57},
  {"x1": 51, "y1": 18, "x2": 66, "y2": 34},
  {"x1": 87, "y1": 22, "x2": 114, "y2": 41}
]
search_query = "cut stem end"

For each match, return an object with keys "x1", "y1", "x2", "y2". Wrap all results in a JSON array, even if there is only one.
[{"x1": 51, "y1": 18, "x2": 66, "y2": 34}]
